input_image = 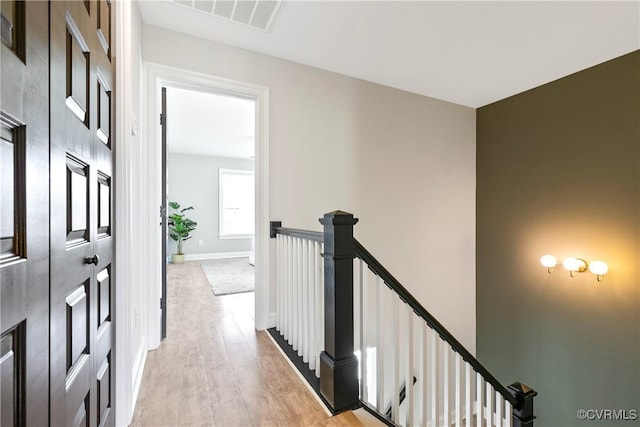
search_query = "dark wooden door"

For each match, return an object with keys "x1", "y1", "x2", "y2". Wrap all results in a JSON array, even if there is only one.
[
  {"x1": 49, "y1": 1, "x2": 115, "y2": 426},
  {"x1": 0, "y1": 2, "x2": 50, "y2": 426}
]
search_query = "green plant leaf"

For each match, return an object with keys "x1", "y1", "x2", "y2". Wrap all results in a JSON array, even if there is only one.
[{"x1": 167, "y1": 201, "x2": 197, "y2": 254}]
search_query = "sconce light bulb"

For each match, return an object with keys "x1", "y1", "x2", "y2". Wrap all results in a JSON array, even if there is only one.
[
  {"x1": 540, "y1": 255, "x2": 557, "y2": 268},
  {"x1": 589, "y1": 260, "x2": 608, "y2": 276},
  {"x1": 562, "y1": 257, "x2": 580, "y2": 271},
  {"x1": 563, "y1": 257, "x2": 587, "y2": 277}
]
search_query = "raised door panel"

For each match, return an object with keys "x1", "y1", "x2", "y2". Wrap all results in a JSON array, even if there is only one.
[
  {"x1": 0, "y1": 322, "x2": 25, "y2": 427},
  {"x1": 0, "y1": 113, "x2": 25, "y2": 264},
  {"x1": 96, "y1": 269, "x2": 110, "y2": 328},
  {"x1": 66, "y1": 156, "x2": 90, "y2": 247},
  {"x1": 96, "y1": 355, "x2": 111, "y2": 427},
  {"x1": 96, "y1": 0, "x2": 110, "y2": 59},
  {"x1": 96, "y1": 79, "x2": 110, "y2": 146},
  {"x1": 66, "y1": 21, "x2": 90, "y2": 126},
  {"x1": 70, "y1": 394, "x2": 90, "y2": 427},
  {"x1": 97, "y1": 173, "x2": 110, "y2": 237},
  {"x1": 66, "y1": 283, "x2": 90, "y2": 372}
]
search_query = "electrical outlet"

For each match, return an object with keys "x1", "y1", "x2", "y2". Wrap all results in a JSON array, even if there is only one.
[
  {"x1": 131, "y1": 114, "x2": 138, "y2": 136},
  {"x1": 198, "y1": 239, "x2": 204, "y2": 246}
]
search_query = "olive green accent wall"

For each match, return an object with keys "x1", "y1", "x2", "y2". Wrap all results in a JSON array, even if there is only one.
[{"x1": 477, "y1": 51, "x2": 640, "y2": 426}]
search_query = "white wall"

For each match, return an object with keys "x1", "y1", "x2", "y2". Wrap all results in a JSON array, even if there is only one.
[
  {"x1": 167, "y1": 153, "x2": 254, "y2": 256},
  {"x1": 129, "y1": 0, "x2": 148, "y2": 413},
  {"x1": 142, "y1": 26, "x2": 477, "y2": 352},
  {"x1": 115, "y1": 2, "x2": 148, "y2": 425}
]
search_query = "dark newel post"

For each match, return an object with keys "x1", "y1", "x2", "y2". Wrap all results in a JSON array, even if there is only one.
[
  {"x1": 509, "y1": 382, "x2": 538, "y2": 427},
  {"x1": 270, "y1": 221, "x2": 282, "y2": 238},
  {"x1": 319, "y1": 210, "x2": 360, "y2": 413}
]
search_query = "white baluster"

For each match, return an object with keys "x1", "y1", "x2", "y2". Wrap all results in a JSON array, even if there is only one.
[
  {"x1": 429, "y1": 328, "x2": 438, "y2": 427},
  {"x1": 476, "y1": 373, "x2": 483, "y2": 427},
  {"x1": 296, "y1": 236, "x2": 302, "y2": 352},
  {"x1": 293, "y1": 237, "x2": 302, "y2": 352},
  {"x1": 279, "y1": 236, "x2": 284, "y2": 335},
  {"x1": 315, "y1": 241, "x2": 323, "y2": 378},
  {"x1": 275, "y1": 234, "x2": 280, "y2": 331},
  {"x1": 495, "y1": 391, "x2": 503, "y2": 427},
  {"x1": 297, "y1": 238, "x2": 304, "y2": 356},
  {"x1": 301, "y1": 239, "x2": 309, "y2": 362},
  {"x1": 465, "y1": 363, "x2": 472, "y2": 427},
  {"x1": 320, "y1": 243, "x2": 325, "y2": 375},
  {"x1": 391, "y1": 296, "x2": 399, "y2": 424},
  {"x1": 505, "y1": 401, "x2": 512, "y2": 427},
  {"x1": 443, "y1": 343, "x2": 450, "y2": 427},
  {"x1": 292, "y1": 238, "x2": 298, "y2": 350},
  {"x1": 486, "y1": 382, "x2": 493, "y2": 427},
  {"x1": 353, "y1": 258, "x2": 361, "y2": 377},
  {"x1": 279, "y1": 235, "x2": 284, "y2": 332},
  {"x1": 455, "y1": 353, "x2": 462, "y2": 427},
  {"x1": 359, "y1": 259, "x2": 366, "y2": 402},
  {"x1": 290, "y1": 236, "x2": 296, "y2": 346},
  {"x1": 285, "y1": 236, "x2": 291, "y2": 343},
  {"x1": 307, "y1": 240, "x2": 316, "y2": 371},
  {"x1": 420, "y1": 322, "x2": 428, "y2": 426},
  {"x1": 405, "y1": 306, "x2": 414, "y2": 427},
  {"x1": 376, "y1": 276, "x2": 385, "y2": 412}
]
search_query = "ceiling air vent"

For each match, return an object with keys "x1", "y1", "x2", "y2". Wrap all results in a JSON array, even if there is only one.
[{"x1": 170, "y1": 0, "x2": 283, "y2": 32}]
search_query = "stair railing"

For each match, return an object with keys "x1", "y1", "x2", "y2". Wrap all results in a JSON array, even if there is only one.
[
  {"x1": 270, "y1": 211, "x2": 536, "y2": 427},
  {"x1": 270, "y1": 222, "x2": 324, "y2": 378}
]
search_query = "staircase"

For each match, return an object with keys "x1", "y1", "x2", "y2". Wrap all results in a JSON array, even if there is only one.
[{"x1": 269, "y1": 211, "x2": 536, "y2": 427}]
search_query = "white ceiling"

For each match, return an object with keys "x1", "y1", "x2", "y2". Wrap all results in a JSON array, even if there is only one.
[
  {"x1": 139, "y1": 0, "x2": 640, "y2": 108},
  {"x1": 166, "y1": 87, "x2": 255, "y2": 158}
]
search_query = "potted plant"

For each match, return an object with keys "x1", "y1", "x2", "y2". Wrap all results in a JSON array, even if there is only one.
[{"x1": 168, "y1": 201, "x2": 197, "y2": 264}]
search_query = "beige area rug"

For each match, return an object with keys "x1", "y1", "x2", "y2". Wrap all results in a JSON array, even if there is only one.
[{"x1": 200, "y1": 257, "x2": 255, "y2": 296}]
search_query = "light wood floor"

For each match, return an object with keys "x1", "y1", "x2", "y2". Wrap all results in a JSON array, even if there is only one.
[{"x1": 131, "y1": 261, "x2": 374, "y2": 427}]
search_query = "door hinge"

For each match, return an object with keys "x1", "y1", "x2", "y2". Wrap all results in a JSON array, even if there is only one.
[
  {"x1": 159, "y1": 205, "x2": 166, "y2": 219},
  {"x1": 159, "y1": 113, "x2": 165, "y2": 126},
  {"x1": 160, "y1": 297, "x2": 166, "y2": 309}
]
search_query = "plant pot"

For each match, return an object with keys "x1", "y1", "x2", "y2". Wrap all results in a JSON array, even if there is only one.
[{"x1": 172, "y1": 254, "x2": 185, "y2": 264}]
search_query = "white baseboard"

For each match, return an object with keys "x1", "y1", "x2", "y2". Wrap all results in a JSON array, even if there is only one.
[
  {"x1": 129, "y1": 337, "x2": 147, "y2": 425},
  {"x1": 179, "y1": 251, "x2": 251, "y2": 262}
]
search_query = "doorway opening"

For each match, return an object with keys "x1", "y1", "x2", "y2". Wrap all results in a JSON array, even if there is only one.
[
  {"x1": 162, "y1": 86, "x2": 257, "y2": 337},
  {"x1": 144, "y1": 63, "x2": 270, "y2": 351}
]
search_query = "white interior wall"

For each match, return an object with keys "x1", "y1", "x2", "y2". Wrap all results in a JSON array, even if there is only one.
[
  {"x1": 167, "y1": 153, "x2": 254, "y2": 256},
  {"x1": 129, "y1": 0, "x2": 148, "y2": 412},
  {"x1": 115, "y1": 2, "x2": 148, "y2": 425},
  {"x1": 141, "y1": 25, "x2": 477, "y2": 353}
]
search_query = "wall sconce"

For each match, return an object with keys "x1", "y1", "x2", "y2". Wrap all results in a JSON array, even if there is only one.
[
  {"x1": 562, "y1": 257, "x2": 587, "y2": 277},
  {"x1": 540, "y1": 255, "x2": 557, "y2": 273},
  {"x1": 588, "y1": 260, "x2": 608, "y2": 282},
  {"x1": 540, "y1": 255, "x2": 608, "y2": 282}
]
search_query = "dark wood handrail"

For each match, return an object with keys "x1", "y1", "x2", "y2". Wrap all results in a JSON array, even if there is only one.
[
  {"x1": 353, "y1": 238, "x2": 517, "y2": 406},
  {"x1": 274, "y1": 227, "x2": 324, "y2": 242}
]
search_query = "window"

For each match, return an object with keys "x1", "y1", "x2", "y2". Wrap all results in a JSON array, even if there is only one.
[{"x1": 219, "y1": 169, "x2": 254, "y2": 238}]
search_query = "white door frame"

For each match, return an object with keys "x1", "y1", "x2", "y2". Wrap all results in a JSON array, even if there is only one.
[
  {"x1": 114, "y1": 2, "x2": 134, "y2": 425},
  {"x1": 143, "y1": 62, "x2": 271, "y2": 350}
]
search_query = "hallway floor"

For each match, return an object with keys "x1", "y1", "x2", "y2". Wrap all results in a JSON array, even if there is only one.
[{"x1": 131, "y1": 261, "x2": 366, "y2": 426}]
